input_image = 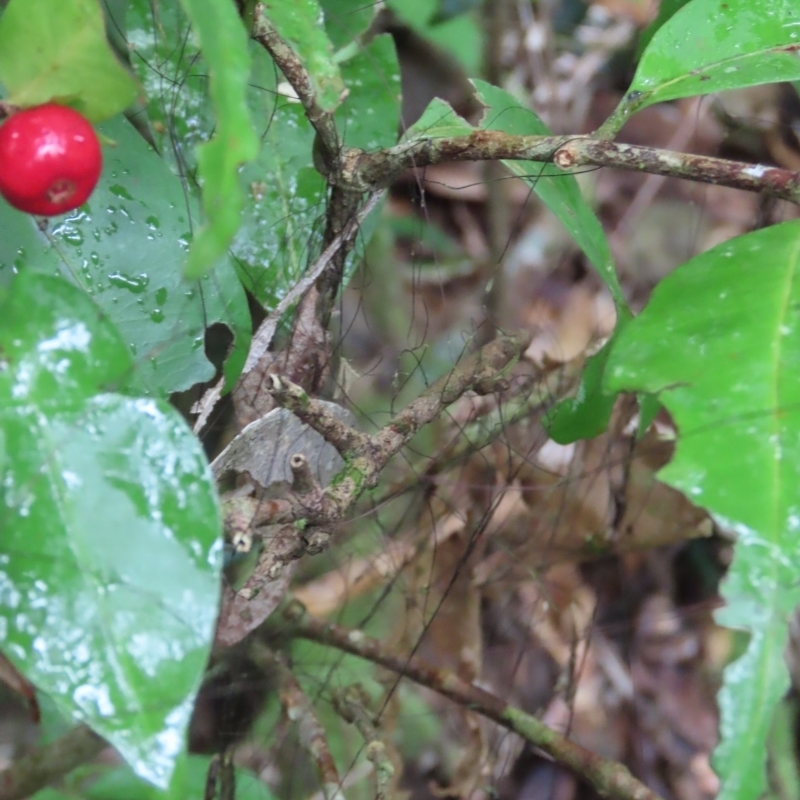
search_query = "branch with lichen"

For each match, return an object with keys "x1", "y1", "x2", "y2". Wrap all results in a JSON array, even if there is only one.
[
  {"x1": 261, "y1": 600, "x2": 663, "y2": 800},
  {"x1": 252, "y1": 2, "x2": 800, "y2": 205},
  {"x1": 342, "y1": 131, "x2": 800, "y2": 203},
  {"x1": 251, "y1": 332, "x2": 531, "y2": 529},
  {"x1": 217, "y1": 334, "x2": 535, "y2": 599}
]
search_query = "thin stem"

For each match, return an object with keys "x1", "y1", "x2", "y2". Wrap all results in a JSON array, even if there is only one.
[
  {"x1": 0, "y1": 724, "x2": 107, "y2": 800},
  {"x1": 593, "y1": 95, "x2": 636, "y2": 140},
  {"x1": 554, "y1": 138, "x2": 800, "y2": 204},
  {"x1": 251, "y1": 3, "x2": 339, "y2": 163},
  {"x1": 254, "y1": 645, "x2": 346, "y2": 800}
]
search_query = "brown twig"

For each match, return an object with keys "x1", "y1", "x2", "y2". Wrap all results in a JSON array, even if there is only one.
[
  {"x1": 256, "y1": 645, "x2": 346, "y2": 800},
  {"x1": 290, "y1": 453, "x2": 319, "y2": 495},
  {"x1": 0, "y1": 724, "x2": 107, "y2": 800},
  {"x1": 262, "y1": 601, "x2": 663, "y2": 800},
  {"x1": 316, "y1": 186, "x2": 366, "y2": 331},
  {"x1": 266, "y1": 374, "x2": 371, "y2": 457},
  {"x1": 217, "y1": 336, "x2": 534, "y2": 601},
  {"x1": 345, "y1": 131, "x2": 573, "y2": 189},
  {"x1": 250, "y1": 3, "x2": 373, "y2": 338}
]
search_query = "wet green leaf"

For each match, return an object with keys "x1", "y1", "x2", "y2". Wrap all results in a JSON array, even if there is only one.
[
  {"x1": 766, "y1": 698, "x2": 800, "y2": 800},
  {"x1": 260, "y1": 0, "x2": 345, "y2": 112},
  {"x1": 0, "y1": 0, "x2": 138, "y2": 120},
  {"x1": 176, "y1": 0, "x2": 259, "y2": 279},
  {"x1": 235, "y1": 32, "x2": 391, "y2": 307},
  {"x1": 0, "y1": 115, "x2": 251, "y2": 396},
  {"x1": 125, "y1": 1, "x2": 209, "y2": 176},
  {"x1": 605, "y1": 219, "x2": 800, "y2": 800},
  {"x1": 234, "y1": 44, "x2": 327, "y2": 307},
  {"x1": 473, "y1": 81, "x2": 626, "y2": 308},
  {"x1": 0, "y1": 271, "x2": 222, "y2": 788},
  {"x1": 336, "y1": 34, "x2": 400, "y2": 151},
  {"x1": 620, "y1": 0, "x2": 800, "y2": 125},
  {"x1": 124, "y1": 5, "x2": 334, "y2": 311}
]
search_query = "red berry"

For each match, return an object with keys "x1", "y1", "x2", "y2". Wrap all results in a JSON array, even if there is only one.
[{"x1": 0, "y1": 104, "x2": 102, "y2": 216}]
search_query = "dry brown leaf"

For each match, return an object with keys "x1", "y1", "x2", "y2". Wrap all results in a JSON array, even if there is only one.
[
  {"x1": 618, "y1": 425, "x2": 713, "y2": 551},
  {"x1": 523, "y1": 282, "x2": 616, "y2": 365}
]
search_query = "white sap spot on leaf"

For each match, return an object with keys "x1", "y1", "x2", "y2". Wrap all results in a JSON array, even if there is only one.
[
  {"x1": 74, "y1": 683, "x2": 116, "y2": 717},
  {"x1": 62, "y1": 470, "x2": 82, "y2": 490},
  {"x1": 38, "y1": 322, "x2": 92, "y2": 355}
]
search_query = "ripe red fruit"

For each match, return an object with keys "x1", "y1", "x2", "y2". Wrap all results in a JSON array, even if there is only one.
[{"x1": 0, "y1": 103, "x2": 103, "y2": 216}]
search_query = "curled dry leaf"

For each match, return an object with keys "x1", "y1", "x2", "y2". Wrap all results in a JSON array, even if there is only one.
[
  {"x1": 212, "y1": 400, "x2": 356, "y2": 487},
  {"x1": 211, "y1": 400, "x2": 357, "y2": 647},
  {"x1": 523, "y1": 281, "x2": 617, "y2": 366}
]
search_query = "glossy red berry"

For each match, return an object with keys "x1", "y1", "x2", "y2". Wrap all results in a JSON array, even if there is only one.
[{"x1": 0, "y1": 104, "x2": 102, "y2": 216}]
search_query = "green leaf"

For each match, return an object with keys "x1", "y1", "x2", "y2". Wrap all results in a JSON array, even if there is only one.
[
  {"x1": 426, "y1": 14, "x2": 482, "y2": 76},
  {"x1": 0, "y1": 115, "x2": 251, "y2": 396},
  {"x1": 387, "y1": 0, "x2": 437, "y2": 27},
  {"x1": 604, "y1": 219, "x2": 800, "y2": 800},
  {"x1": 620, "y1": 0, "x2": 800, "y2": 124},
  {"x1": 0, "y1": 0, "x2": 138, "y2": 121},
  {"x1": 336, "y1": 34, "x2": 400, "y2": 151},
  {"x1": 0, "y1": 271, "x2": 222, "y2": 788},
  {"x1": 260, "y1": 0, "x2": 346, "y2": 112},
  {"x1": 546, "y1": 339, "x2": 617, "y2": 444},
  {"x1": 472, "y1": 81, "x2": 626, "y2": 308},
  {"x1": 320, "y1": 0, "x2": 378, "y2": 49},
  {"x1": 636, "y1": 393, "x2": 662, "y2": 439},
  {"x1": 235, "y1": 34, "x2": 388, "y2": 307},
  {"x1": 765, "y1": 698, "x2": 800, "y2": 800},
  {"x1": 176, "y1": 0, "x2": 259, "y2": 279},
  {"x1": 404, "y1": 96, "x2": 474, "y2": 140},
  {"x1": 634, "y1": 0, "x2": 691, "y2": 61}
]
